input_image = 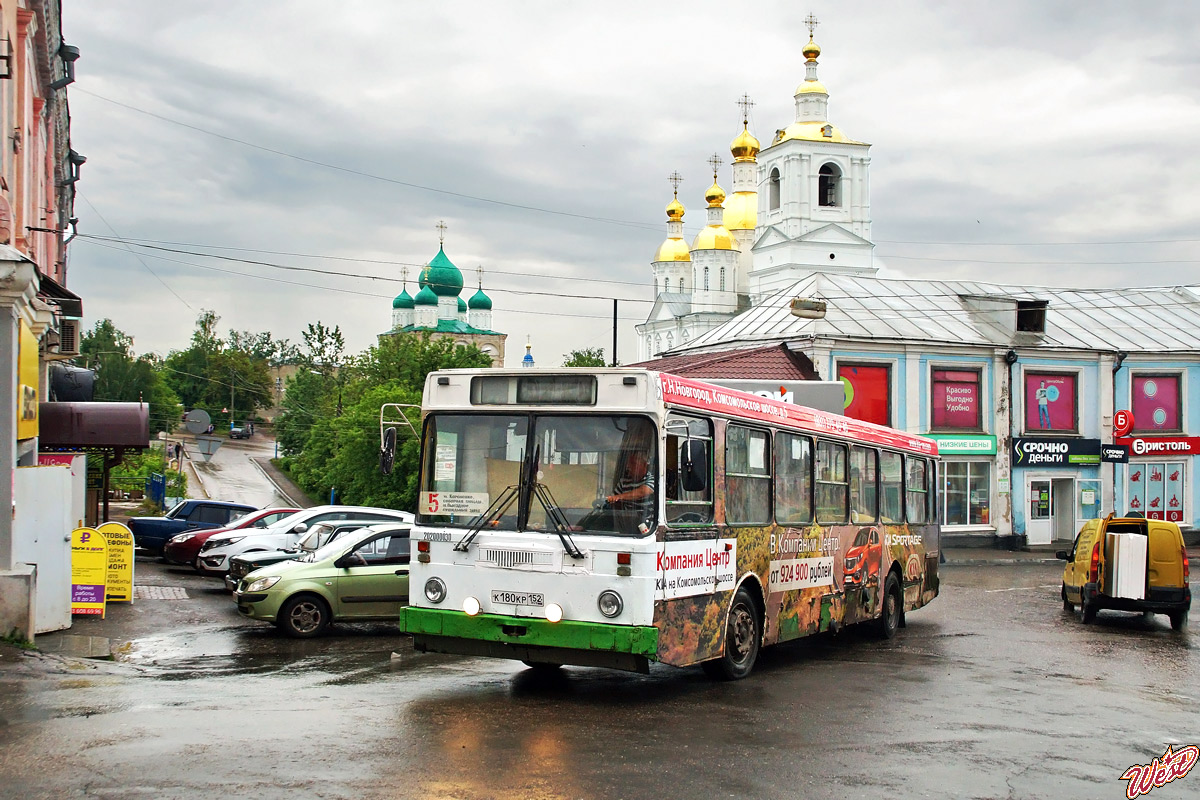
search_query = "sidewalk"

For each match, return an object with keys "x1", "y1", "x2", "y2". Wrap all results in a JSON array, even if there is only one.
[{"x1": 943, "y1": 543, "x2": 1200, "y2": 567}]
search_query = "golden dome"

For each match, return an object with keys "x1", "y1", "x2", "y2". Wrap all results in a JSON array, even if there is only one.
[
  {"x1": 724, "y1": 191, "x2": 757, "y2": 231},
  {"x1": 654, "y1": 237, "x2": 691, "y2": 262},
  {"x1": 802, "y1": 37, "x2": 821, "y2": 60},
  {"x1": 705, "y1": 180, "x2": 726, "y2": 207},
  {"x1": 796, "y1": 80, "x2": 828, "y2": 95},
  {"x1": 665, "y1": 195, "x2": 685, "y2": 221},
  {"x1": 772, "y1": 120, "x2": 868, "y2": 146},
  {"x1": 730, "y1": 124, "x2": 760, "y2": 162},
  {"x1": 692, "y1": 224, "x2": 739, "y2": 252}
]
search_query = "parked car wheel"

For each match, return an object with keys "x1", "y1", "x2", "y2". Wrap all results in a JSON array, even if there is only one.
[
  {"x1": 1080, "y1": 599, "x2": 1098, "y2": 624},
  {"x1": 1170, "y1": 610, "x2": 1188, "y2": 632},
  {"x1": 1061, "y1": 584, "x2": 1073, "y2": 611},
  {"x1": 875, "y1": 572, "x2": 902, "y2": 639},
  {"x1": 278, "y1": 595, "x2": 330, "y2": 638},
  {"x1": 701, "y1": 586, "x2": 761, "y2": 681}
]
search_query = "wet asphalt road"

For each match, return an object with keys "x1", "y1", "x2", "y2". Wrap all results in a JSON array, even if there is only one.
[
  {"x1": 2, "y1": 560, "x2": 1196, "y2": 800},
  {"x1": 187, "y1": 433, "x2": 295, "y2": 509}
]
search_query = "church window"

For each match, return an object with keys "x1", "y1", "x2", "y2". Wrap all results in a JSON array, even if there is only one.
[
  {"x1": 703, "y1": 267, "x2": 709, "y2": 290},
  {"x1": 769, "y1": 168, "x2": 781, "y2": 210},
  {"x1": 720, "y1": 267, "x2": 726, "y2": 291},
  {"x1": 678, "y1": 278, "x2": 684, "y2": 293},
  {"x1": 655, "y1": 334, "x2": 662, "y2": 353},
  {"x1": 682, "y1": 329, "x2": 690, "y2": 341},
  {"x1": 819, "y1": 163, "x2": 842, "y2": 207},
  {"x1": 666, "y1": 332, "x2": 674, "y2": 349}
]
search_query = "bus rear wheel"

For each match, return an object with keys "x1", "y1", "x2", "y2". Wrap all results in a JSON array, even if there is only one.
[
  {"x1": 875, "y1": 572, "x2": 901, "y2": 639},
  {"x1": 702, "y1": 586, "x2": 760, "y2": 681}
]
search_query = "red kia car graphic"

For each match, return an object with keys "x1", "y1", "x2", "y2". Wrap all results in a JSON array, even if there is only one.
[{"x1": 843, "y1": 526, "x2": 881, "y2": 589}]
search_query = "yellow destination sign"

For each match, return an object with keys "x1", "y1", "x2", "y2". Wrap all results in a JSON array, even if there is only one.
[
  {"x1": 71, "y1": 526, "x2": 108, "y2": 617},
  {"x1": 97, "y1": 521, "x2": 135, "y2": 603}
]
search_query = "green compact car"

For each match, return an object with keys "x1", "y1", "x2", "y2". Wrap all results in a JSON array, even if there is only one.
[{"x1": 233, "y1": 524, "x2": 410, "y2": 637}]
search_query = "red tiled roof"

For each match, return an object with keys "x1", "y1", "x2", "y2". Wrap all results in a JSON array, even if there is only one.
[{"x1": 628, "y1": 343, "x2": 818, "y2": 380}]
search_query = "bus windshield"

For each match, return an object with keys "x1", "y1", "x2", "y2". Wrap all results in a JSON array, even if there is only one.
[{"x1": 419, "y1": 413, "x2": 657, "y2": 536}]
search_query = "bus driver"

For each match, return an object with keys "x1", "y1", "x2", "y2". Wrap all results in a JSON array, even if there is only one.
[{"x1": 605, "y1": 451, "x2": 655, "y2": 515}]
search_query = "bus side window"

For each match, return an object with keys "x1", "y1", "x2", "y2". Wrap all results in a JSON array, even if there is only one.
[
  {"x1": 775, "y1": 433, "x2": 812, "y2": 524},
  {"x1": 880, "y1": 451, "x2": 903, "y2": 523},
  {"x1": 726, "y1": 425, "x2": 771, "y2": 525},
  {"x1": 906, "y1": 457, "x2": 928, "y2": 524},
  {"x1": 666, "y1": 416, "x2": 713, "y2": 525},
  {"x1": 850, "y1": 446, "x2": 878, "y2": 524},
  {"x1": 815, "y1": 440, "x2": 848, "y2": 523}
]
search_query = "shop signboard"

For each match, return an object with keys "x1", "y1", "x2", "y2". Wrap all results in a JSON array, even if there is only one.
[
  {"x1": 1011, "y1": 437, "x2": 1101, "y2": 468},
  {"x1": 1114, "y1": 436, "x2": 1200, "y2": 457},
  {"x1": 1101, "y1": 444, "x2": 1129, "y2": 463},
  {"x1": 927, "y1": 434, "x2": 996, "y2": 455}
]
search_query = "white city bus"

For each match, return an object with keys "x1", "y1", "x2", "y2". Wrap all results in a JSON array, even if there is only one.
[{"x1": 396, "y1": 368, "x2": 940, "y2": 680}]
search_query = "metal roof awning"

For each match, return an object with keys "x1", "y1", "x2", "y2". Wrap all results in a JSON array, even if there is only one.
[
  {"x1": 38, "y1": 402, "x2": 148, "y2": 448},
  {"x1": 36, "y1": 270, "x2": 83, "y2": 318}
]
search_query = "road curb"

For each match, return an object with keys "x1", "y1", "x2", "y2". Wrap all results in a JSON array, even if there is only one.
[
  {"x1": 944, "y1": 557, "x2": 1065, "y2": 567},
  {"x1": 249, "y1": 457, "x2": 309, "y2": 508},
  {"x1": 184, "y1": 455, "x2": 209, "y2": 499}
]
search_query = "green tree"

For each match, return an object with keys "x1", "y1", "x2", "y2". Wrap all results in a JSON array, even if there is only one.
[
  {"x1": 163, "y1": 310, "x2": 274, "y2": 429},
  {"x1": 562, "y1": 347, "x2": 606, "y2": 367},
  {"x1": 80, "y1": 319, "x2": 180, "y2": 435}
]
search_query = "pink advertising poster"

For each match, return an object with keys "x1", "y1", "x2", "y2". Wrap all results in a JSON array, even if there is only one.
[
  {"x1": 837, "y1": 364, "x2": 890, "y2": 428},
  {"x1": 1025, "y1": 373, "x2": 1076, "y2": 432},
  {"x1": 932, "y1": 369, "x2": 980, "y2": 429},
  {"x1": 1132, "y1": 375, "x2": 1180, "y2": 431}
]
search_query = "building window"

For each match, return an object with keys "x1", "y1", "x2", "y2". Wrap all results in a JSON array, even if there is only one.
[
  {"x1": 769, "y1": 168, "x2": 780, "y2": 211},
  {"x1": 819, "y1": 162, "x2": 841, "y2": 207},
  {"x1": 1131, "y1": 374, "x2": 1181, "y2": 432},
  {"x1": 931, "y1": 368, "x2": 982, "y2": 430},
  {"x1": 1128, "y1": 461, "x2": 1185, "y2": 522},
  {"x1": 942, "y1": 460, "x2": 991, "y2": 526},
  {"x1": 837, "y1": 363, "x2": 891, "y2": 427},
  {"x1": 678, "y1": 277, "x2": 684, "y2": 293},
  {"x1": 726, "y1": 425, "x2": 771, "y2": 524},
  {"x1": 774, "y1": 432, "x2": 812, "y2": 524},
  {"x1": 1024, "y1": 372, "x2": 1078, "y2": 433},
  {"x1": 703, "y1": 267, "x2": 709, "y2": 290},
  {"x1": 719, "y1": 267, "x2": 726, "y2": 291}
]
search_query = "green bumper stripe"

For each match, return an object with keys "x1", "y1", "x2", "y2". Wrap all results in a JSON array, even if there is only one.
[{"x1": 401, "y1": 607, "x2": 659, "y2": 658}]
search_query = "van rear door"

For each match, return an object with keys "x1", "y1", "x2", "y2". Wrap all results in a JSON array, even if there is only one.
[{"x1": 1146, "y1": 522, "x2": 1185, "y2": 589}]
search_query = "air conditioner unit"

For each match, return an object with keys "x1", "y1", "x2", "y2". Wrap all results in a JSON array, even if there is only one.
[{"x1": 58, "y1": 318, "x2": 79, "y2": 356}]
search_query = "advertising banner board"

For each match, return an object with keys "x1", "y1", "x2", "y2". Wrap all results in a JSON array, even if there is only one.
[
  {"x1": 1114, "y1": 436, "x2": 1200, "y2": 457},
  {"x1": 1012, "y1": 438, "x2": 1101, "y2": 468},
  {"x1": 928, "y1": 434, "x2": 996, "y2": 455},
  {"x1": 97, "y1": 521, "x2": 135, "y2": 603},
  {"x1": 71, "y1": 527, "x2": 108, "y2": 617}
]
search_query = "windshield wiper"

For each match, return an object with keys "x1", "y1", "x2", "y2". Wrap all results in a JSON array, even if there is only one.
[
  {"x1": 529, "y1": 480, "x2": 584, "y2": 560},
  {"x1": 454, "y1": 484, "x2": 519, "y2": 553}
]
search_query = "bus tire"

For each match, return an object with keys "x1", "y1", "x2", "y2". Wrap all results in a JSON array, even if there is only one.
[
  {"x1": 701, "y1": 586, "x2": 761, "y2": 681},
  {"x1": 876, "y1": 572, "x2": 901, "y2": 640}
]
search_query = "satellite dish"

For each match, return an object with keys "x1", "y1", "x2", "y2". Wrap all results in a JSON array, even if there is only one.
[{"x1": 184, "y1": 409, "x2": 211, "y2": 435}]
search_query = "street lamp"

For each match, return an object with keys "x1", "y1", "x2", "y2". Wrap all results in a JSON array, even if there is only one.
[{"x1": 790, "y1": 297, "x2": 827, "y2": 319}]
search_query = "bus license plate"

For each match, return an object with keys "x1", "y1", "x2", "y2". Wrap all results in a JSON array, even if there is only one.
[{"x1": 491, "y1": 590, "x2": 544, "y2": 606}]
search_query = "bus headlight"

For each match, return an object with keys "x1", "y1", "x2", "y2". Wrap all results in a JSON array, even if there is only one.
[
  {"x1": 463, "y1": 596, "x2": 481, "y2": 616},
  {"x1": 597, "y1": 590, "x2": 623, "y2": 618},
  {"x1": 424, "y1": 577, "x2": 446, "y2": 604},
  {"x1": 545, "y1": 603, "x2": 563, "y2": 623}
]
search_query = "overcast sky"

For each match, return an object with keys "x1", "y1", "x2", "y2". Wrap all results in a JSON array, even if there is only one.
[{"x1": 62, "y1": 1, "x2": 1200, "y2": 367}]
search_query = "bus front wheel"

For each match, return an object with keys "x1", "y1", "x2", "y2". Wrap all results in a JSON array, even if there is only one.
[
  {"x1": 702, "y1": 586, "x2": 761, "y2": 681},
  {"x1": 876, "y1": 572, "x2": 902, "y2": 639}
]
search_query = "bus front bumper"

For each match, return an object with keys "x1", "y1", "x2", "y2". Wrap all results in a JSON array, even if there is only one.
[{"x1": 400, "y1": 607, "x2": 659, "y2": 674}]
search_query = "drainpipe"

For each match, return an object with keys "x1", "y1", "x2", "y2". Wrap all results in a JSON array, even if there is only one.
[{"x1": 1004, "y1": 349, "x2": 1020, "y2": 550}]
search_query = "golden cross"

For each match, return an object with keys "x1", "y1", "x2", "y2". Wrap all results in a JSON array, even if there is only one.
[
  {"x1": 707, "y1": 152, "x2": 723, "y2": 178},
  {"x1": 436, "y1": 219, "x2": 447, "y2": 245},
  {"x1": 401, "y1": 266, "x2": 409, "y2": 286},
  {"x1": 476, "y1": 264, "x2": 484, "y2": 289},
  {"x1": 737, "y1": 94, "x2": 755, "y2": 124},
  {"x1": 804, "y1": 12, "x2": 819, "y2": 39},
  {"x1": 668, "y1": 171, "x2": 683, "y2": 196}
]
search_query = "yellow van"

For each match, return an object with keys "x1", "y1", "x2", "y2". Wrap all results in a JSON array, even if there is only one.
[{"x1": 1058, "y1": 515, "x2": 1190, "y2": 630}]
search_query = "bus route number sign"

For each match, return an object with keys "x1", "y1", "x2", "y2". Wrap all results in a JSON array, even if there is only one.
[{"x1": 420, "y1": 492, "x2": 489, "y2": 516}]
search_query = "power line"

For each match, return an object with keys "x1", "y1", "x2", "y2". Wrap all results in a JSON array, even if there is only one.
[
  {"x1": 75, "y1": 87, "x2": 664, "y2": 235},
  {"x1": 876, "y1": 237, "x2": 1200, "y2": 246}
]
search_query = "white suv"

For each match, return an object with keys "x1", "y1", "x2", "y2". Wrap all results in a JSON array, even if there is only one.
[{"x1": 195, "y1": 505, "x2": 414, "y2": 576}]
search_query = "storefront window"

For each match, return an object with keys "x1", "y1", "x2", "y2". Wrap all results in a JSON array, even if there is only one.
[
  {"x1": 1131, "y1": 374, "x2": 1181, "y2": 432},
  {"x1": 931, "y1": 369, "x2": 981, "y2": 430},
  {"x1": 1024, "y1": 372, "x2": 1078, "y2": 433},
  {"x1": 837, "y1": 363, "x2": 891, "y2": 427},
  {"x1": 1127, "y1": 461, "x2": 1185, "y2": 522},
  {"x1": 942, "y1": 460, "x2": 992, "y2": 526},
  {"x1": 1077, "y1": 479, "x2": 1102, "y2": 520}
]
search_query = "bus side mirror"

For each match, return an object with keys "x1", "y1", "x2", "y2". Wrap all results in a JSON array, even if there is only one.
[
  {"x1": 380, "y1": 426, "x2": 397, "y2": 475},
  {"x1": 681, "y1": 440, "x2": 708, "y2": 492}
]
